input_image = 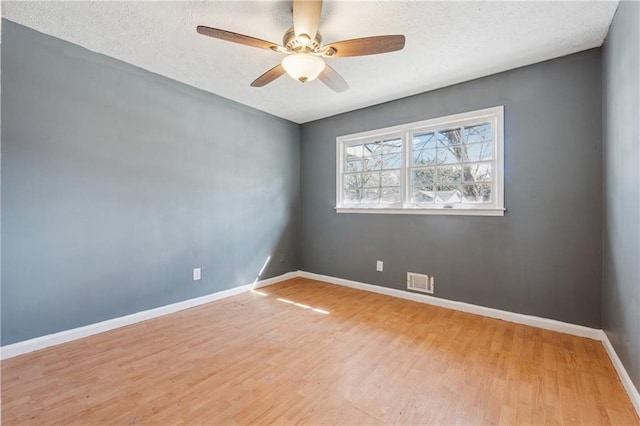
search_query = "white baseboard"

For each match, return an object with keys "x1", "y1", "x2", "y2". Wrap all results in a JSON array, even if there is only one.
[
  {"x1": 298, "y1": 271, "x2": 602, "y2": 340},
  {"x1": 601, "y1": 330, "x2": 640, "y2": 416},
  {"x1": 0, "y1": 271, "x2": 298, "y2": 360}
]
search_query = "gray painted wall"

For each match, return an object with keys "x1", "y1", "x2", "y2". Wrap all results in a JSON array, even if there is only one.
[
  {"x1": 602, "y1": 1, "x2": 640, "y2": 391},
  {"x1": 300, "y1": 49, "x2": 603, "y2": 327},
  {"x1": 1, "y1": 17, "x2": 620, "y2": 346},
  {"x1": 1, "y1": 21, "x2": 300, "y2": 345}
]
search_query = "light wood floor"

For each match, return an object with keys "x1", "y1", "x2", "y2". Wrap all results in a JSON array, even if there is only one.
[{"x1": 2, "y1": 278, "x2": 638, "y2": 425}]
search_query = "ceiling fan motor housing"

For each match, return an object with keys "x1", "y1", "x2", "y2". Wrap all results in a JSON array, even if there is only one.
[{"x1": 283, "y1": 27, "x2": 322, "y2": 53}]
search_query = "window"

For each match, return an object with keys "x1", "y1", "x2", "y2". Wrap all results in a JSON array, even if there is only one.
[{"x1": 336, "y1": 106, "x2": 504, "y2": 216}]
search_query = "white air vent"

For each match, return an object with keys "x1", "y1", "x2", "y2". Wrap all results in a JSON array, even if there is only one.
[{"x1": 407, "y1": 272, "x2": 434, "y2": 294}]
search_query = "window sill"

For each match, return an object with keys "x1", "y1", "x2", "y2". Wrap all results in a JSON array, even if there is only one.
[{"x1": 335, "y1": 207, "x2": 505, "y2": 216}]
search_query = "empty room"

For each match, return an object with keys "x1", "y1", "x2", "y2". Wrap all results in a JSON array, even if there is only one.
[{"x1": 1, "y1": 0, "x2": 639, "y2": 424}]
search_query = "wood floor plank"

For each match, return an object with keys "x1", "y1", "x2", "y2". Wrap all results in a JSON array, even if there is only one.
[{"x1": 1, "y1": 278, "x2": 638, "y2": 425}]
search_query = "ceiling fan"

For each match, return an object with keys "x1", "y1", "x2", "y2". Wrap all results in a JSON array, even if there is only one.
[{"x1": 196, "y1": 0, "x2": 405, "y2": 93}]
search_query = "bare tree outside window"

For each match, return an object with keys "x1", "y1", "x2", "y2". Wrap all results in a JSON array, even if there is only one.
[
  {"x1": 343, "y1": 137, "x2": 402, "y2": 204},
  {"x1": 410, "y1": 123, "x2": 492, "y2": 205}
]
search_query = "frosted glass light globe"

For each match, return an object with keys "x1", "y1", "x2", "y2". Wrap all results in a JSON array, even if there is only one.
[{"x1": 281, "y1": 54, "x2": 325, "y2": 83}]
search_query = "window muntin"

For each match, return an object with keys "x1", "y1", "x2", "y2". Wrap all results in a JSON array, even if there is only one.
[{"x1": 336, "y1": 106, "x2": 504, "y2": 216}]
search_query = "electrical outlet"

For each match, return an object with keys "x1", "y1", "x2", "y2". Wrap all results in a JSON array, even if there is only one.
[
  {"x1": 193, "y1": 268, "x2": 201, "y2": 281},
  {"x1": 376, "y1": 260, "x2": 383, "y2": 272}
]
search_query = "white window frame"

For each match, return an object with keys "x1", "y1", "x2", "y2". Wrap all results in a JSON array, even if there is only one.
[{"x1": 336, "y1": 106, "x2": 505, "y2": 216}]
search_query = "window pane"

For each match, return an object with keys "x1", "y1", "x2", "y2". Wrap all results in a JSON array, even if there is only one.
[
  {"x1": 437, "y1": 128, "x2": 463, "y2": 148},
  {"x1": 362, "y1": 188, "x2": 380, "y2": 203},
  {"x1": 412, "y1": 187, "x2": 435, "y2": 203},
  {"x1": 346, "y1": 144, "x2": 363, "y2": 160},
  {"x1": 382, "y1": 153, "x2": 401, "y2": 169},
  {"x1": 436, "y1": 185, "x2": 462, "y2": 204},
  {"x1": 343, "y1": 174, "x2": 361, "y2": 189},
  {"x1": 436, "y1": 149, "x2": 460, "y2": 164},
  {"x1": 382, "y1": 138, "x2": 402, "y2": 154},
  {"x1": 463, "y1": 163, "x2": 492, "y2": 182},
  {"x1": 364, "y1": 141, "x2": 382, "y2": 156},
  {"x1": 381, "y1": 170, "x2": 400, "y2": 187},
  {"x1": 436, "y1": 166, "x2": 462, "y2": 184},
  {"x1": 466, "y1": 142, "x2": 492, "y2": 162},
  {"x1": 343, "y1": 189, "x2": 360, "y2": 203},
  {"x1": 413, "y1": 132, "x2": 436, "y2": 150},
  {"x1": 412, "y1": 168, "x2": 435, "y2": 186},
  {"x1": 381, "y1": 188, "x2": 400, "y2": 204},
  {"x1": 363, "y1": 156, "x2": 382, "y2": 171},
  {"x1": 346, "y1": 159, "x2": 362, "y2": 172},
  {"x1": 462, "y1": 184, "x2": 492, "y2": 203},
  {"x1": 463, "y1": 123, "x2": 491, "y2": 143},
  {"x1": 413, "y1": 149, "x2": 436, "y2": 166},
  {"x1": 361, "y1": 173, "x2": 380, "y2": 188}
]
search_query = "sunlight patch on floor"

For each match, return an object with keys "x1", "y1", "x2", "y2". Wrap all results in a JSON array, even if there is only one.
[{"x1": 276, "y1": 298, "x2": 329, "y2": 314}]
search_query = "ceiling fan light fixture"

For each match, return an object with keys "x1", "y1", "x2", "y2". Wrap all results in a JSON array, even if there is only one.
[{"x1": 281, "y1": 53, "x2": 325, "y2": 83}]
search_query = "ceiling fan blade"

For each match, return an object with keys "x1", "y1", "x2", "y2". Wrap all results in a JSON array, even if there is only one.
[
  {"x1": 324, "y1": 35, "x2": 405, "y2": 57},
  {"x1": 250, "y1": 64, "x2": 287, "y2": 87},
  {"x1": 318, "y1": 64, "x2": 349, "y2": 93},
  {"x1": 197, "y1": 26, "x2": 283, "y2": 52},
  {"x1": 293, "y1": 0, "x2": 322, "y2": 40}
]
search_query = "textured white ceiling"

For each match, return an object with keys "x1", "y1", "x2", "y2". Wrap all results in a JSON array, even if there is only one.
[{"x1": 3, "y1": 1, "x2": 618, "y2": 123}]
